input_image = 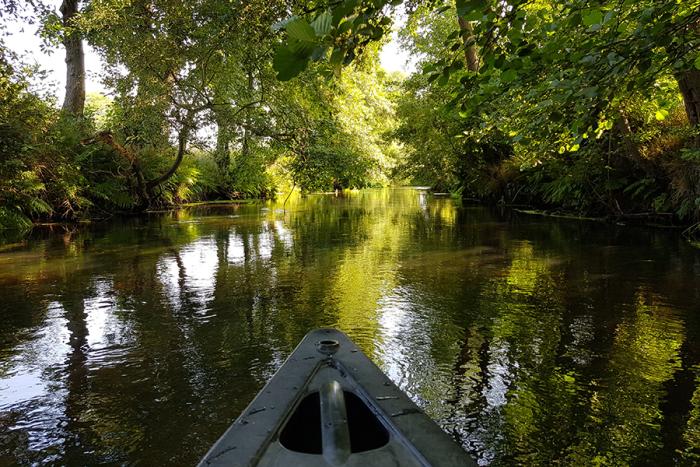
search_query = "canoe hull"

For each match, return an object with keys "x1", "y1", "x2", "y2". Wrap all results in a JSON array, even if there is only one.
[{"x1": 198, "y1": 328, "x2": 475, "y2": 466}]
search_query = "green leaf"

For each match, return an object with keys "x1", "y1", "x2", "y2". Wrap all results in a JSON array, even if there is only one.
[
  {"x1": 273, "y1": 46, "x2": 309, "y2": 81},
  {"x1": 332, "y1": 1, "x2": 357, "y2": 25},
  {"x1": 655, "y1": 109, "x2": 669, "y2": 121},
  {"x1": 286, "y1": 18, "x2": 317, "y2": 42},
  {"x1": 330, "y1": 48, "x2": 345, "y2": 65},
  {"x1": 456, "y1": 0, "x2": 486, "y2": 18},
  {"x1": 501, "y1": 69, "x2": 517, "y2": 83},
  {"x1": 582, "y1": 9, "x2": 603, "y2": 27},
  {"x1": 337, "y1": 17, "x2": 355, "y2": 35},
  {"x1": 695, "y1": 55, "x2": 700, "y2": 70},
  {"x1": 310, "y1": 46, "x2": 328, "y2": 61},
  {"x1": 582, "y1": 86, "x2": 598, "y2": 98},
  {"x1": 289, "y1": 38, "x2": 316, "y2": 55},
  {"x1": 311, "y1": 11, "x2": 332, "y2": 36}
]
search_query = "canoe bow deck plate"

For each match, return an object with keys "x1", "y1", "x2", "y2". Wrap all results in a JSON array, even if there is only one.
[{"x1": 198, "y1": 328, "x2": 475, "y2": 466}]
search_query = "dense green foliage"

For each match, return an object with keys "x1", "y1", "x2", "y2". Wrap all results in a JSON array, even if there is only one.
[
  {"x1": 0, "y1": 55, "x2": 53, "y2": 230},
  {"x1": 0, "y1": 0, "x2": 399, "y2": 231},
  {"x1": 2, "y1": 0, "x2": 700, "y2": 237},
  {"x1": 388, "y1": 0, "x2": 700, "y2": 225},
  {"x1": 273, "y1": 0, "x2": 700, "y2": 234}
]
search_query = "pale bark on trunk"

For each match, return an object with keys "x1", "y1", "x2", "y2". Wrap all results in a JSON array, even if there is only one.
[
  {"x1": 616, "y1": 110, "x2": 640, "y2": 159},
  {"x1": 241, "y1": 70, "x2": 254, "y2": 159},
  {"x1": 457, "y1": 16, "x2": 479, "y2": 73},
  {"x1": 60, "y1": 0, "x2": 85, "y2": 115}
]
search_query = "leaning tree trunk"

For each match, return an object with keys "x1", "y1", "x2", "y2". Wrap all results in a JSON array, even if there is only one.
[
  {"x1": 677, "y1": 69, "x2": 700, "y2": 147},
  {"x1": 146, "y1": 113, "x2": 194, "y2": 200},
  {"x1": 60, "y1": 0, "x2": 85, "y2": 116},
  {"x1": 677, "y1": 69, "x2": 700, "y2": 124},
  {"x1": 457, "y1": 16, "x2": 479, "y2": 73}
]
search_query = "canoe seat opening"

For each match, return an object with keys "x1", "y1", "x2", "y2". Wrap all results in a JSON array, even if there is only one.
[{"x1": 279, "y1": 390, "x2": 390, "y2": 454}]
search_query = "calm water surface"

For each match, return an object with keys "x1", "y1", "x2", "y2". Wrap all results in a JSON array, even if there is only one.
[{"x1": 1, "y1": 188, "x2": 699, "y2": 465}]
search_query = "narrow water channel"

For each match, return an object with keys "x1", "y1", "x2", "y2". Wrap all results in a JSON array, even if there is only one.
[{"x1": 1, "y1": 188, "x2": 699, "y2": 465}]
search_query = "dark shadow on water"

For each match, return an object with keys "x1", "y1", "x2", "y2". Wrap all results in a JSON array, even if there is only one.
[{"x1": 0, "y1": 189, "x2": 699, "y2": 465}]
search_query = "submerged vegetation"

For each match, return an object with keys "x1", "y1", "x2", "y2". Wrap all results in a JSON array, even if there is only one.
[{"x1": 1, "y1": 0, "x2": 700, "y2": 239}]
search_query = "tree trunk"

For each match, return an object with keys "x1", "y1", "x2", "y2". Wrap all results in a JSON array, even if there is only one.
[
  {"x1": 457, "y1": 16, "x2": 479, "y2": 73},
  {"x1": 214, "y1": 113, "x2": 230, "y2": 173},
  {"x1": 615, "y1": 109, "x2": 641, "y2": 159},
  {"x1": 60, "y1": 0, "x2": 85, "y2": 115},
  {"x1": 677, "y1": 69, "x2": 700, "y2": 127},
  {"x1": 241, "y1": 70, "x2": 254, "y2": 159},
  {"x1": 146, "y1": 113, "x2": 193, "y2": 194}
]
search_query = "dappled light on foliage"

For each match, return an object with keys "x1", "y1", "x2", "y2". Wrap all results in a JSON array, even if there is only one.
[{"x1": 2, "y1": 0, "x2": 700, "y2": 464}]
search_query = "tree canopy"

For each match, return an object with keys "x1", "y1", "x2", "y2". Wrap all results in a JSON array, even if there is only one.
[{"x1": 1, "y1": 0, "x2": 700, "y2": 236}]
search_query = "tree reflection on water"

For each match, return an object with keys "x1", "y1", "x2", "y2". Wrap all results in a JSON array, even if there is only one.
[{"x1": 0, "y1": 188, "x2": 699, "y2": 465}]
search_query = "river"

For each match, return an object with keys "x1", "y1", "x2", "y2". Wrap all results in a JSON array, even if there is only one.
[{"x1": 1, "y1": 188, "x2": 699, "y2": 465}]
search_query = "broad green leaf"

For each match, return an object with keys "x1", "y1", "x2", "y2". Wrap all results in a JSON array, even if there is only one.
[
  {"x1": 330, "y1": 48, "x2": 345, "y2": 65},
  {"x1": 695, "y1": 55, "x2": 700, "y2": 70},
  {"x1": 501, "y1": 69, "x2": 517, "y2": 83},
  {"x1": 603, "y1": 10, "x2": 616, "y2": 23},
  {"x1": 456, "y1": 0, "x2": 486, "y2": 18},
  {"x1": 289, "y1": 38, "x2": 316, "y2": 55},
  {"x1": 286, "y1": 18, "x2": 317, "y2": 42},
  {"x1": 337, "y1": 17, "x2": 355, "y2": 35},
  {"x1": 332, "y1": 0, "x2": 357, "y2": 25},
  {"x1": 582, "y1": 10, "x2": 603, "y2": 27},
  {"x1": 311, "y1": 11, "x2": 332, "y2": 36},
  {"x1": 329, "y1": 48, "x2": 345, "y2": 76},
  {"x1": 310, "y1": 46, "x2": 328, "y2": 61},
  {"x1": 273, "y1": 46, "x2": 308, "y2": 81}
]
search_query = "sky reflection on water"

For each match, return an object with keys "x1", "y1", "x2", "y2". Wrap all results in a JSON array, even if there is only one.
[{"x1": 1, "y1": 188, "x2": 699, "y2": 465}]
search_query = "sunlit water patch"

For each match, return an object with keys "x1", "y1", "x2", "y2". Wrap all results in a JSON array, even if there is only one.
[{"x1": 1, "y1": 189, "x2": 699, "y2": 465}]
